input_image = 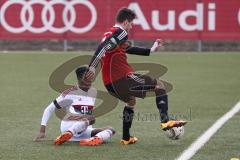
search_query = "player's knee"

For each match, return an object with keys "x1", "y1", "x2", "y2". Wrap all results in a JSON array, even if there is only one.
[
  {"x1": 74, "y1": 121, "x2": 88, "y2": 131},
  {"x1": 127, "y1": 97, "x2": 136, "y2": 107},
  {"x1": 106, "y1": 126, "x2": 116, "y2": 135},
  {"x1": 155, "y1": 80, "x2": 166, "y2": 95},
  {"x1": 156, "y1": 80, "x2": 166, "y2": 90}
]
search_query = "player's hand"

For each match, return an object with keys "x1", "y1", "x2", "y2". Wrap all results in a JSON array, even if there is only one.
[
  {"x1": 34, "y1": 132, "x2": 46, "y2": 142},
  {"x1": 85, "y1": 66, "x2": 95, "y2": 81},
  {"x1": 68, "y1": 115, "x2": 95, "y2": 125},
  {"x1": 150, "y1": 39, "x2": 165, "y2": 53},
  {"x1": 68, "y1": 115, "x2": 84, "y2": 121}
]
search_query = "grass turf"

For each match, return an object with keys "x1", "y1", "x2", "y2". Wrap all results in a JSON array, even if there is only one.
[{"x1": 0, "y1": 52, "x2": 239, "y2": 160}]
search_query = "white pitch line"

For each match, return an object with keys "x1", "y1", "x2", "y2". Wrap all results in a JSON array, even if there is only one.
[{"x1": 176, "y1": 101, "x2": 240, "y2": 160}]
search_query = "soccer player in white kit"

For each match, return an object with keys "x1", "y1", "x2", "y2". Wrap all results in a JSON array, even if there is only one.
[{"x1": 35, "y1": 66, "x2": 115, "y2": 146}]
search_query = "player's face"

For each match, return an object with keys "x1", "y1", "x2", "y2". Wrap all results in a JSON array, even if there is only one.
[
  {"x1": 123, "y1": 20, "x2": 133, "y2": 32},
  {"x1": 78, "y1": 78, "x2": 91, "y2": 92}
]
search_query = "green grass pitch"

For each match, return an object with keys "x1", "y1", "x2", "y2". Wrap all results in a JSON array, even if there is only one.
[{"x1": 0, "y1": 52, "x2": 240, "y2": 160}]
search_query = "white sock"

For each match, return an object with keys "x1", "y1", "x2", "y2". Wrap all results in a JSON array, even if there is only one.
[
  {"x1": 68, "y1": 121, "x2": 89, "y2": 135},
  {"x1": 95, "y1": 129, "x2": 113, "y2": 141}
]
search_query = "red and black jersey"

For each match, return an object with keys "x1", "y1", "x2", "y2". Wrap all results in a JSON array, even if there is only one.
[{"x1": 89, "y1": 24, "x2": 151, "y2": 85}]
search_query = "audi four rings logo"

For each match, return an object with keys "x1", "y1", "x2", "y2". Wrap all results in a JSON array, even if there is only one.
[{"x1": 0, "y1": 0, "x2": 97, "y2": 33}]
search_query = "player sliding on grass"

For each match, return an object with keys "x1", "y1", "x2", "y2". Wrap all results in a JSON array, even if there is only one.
[
  {"x1": 35, "y1": 66, "x2": 115, "y2": 146},
  {"x1": 85, "y1": 8, "x2": 186, "y2": 145}
]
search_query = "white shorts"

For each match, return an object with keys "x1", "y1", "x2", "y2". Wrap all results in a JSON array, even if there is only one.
[{"x1": 60, "y1": 120, "x2": 94, "y2": 141}]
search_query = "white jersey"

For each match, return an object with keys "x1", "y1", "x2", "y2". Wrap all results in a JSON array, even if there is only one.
[{"x1": 41, "y1": 85, "x2": 97, "y2": 126}]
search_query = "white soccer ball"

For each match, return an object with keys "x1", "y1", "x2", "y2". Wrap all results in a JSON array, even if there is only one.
[{"x1": 164, "y1": 126, "x2": 184, "y2": 140}]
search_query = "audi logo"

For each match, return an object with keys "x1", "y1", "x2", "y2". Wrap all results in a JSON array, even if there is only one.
[{"x1": 0, "y1": 0, "x2": 97, "y2": 34}]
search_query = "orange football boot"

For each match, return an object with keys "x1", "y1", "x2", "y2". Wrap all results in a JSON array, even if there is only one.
[
  {"x1": 54, "y1": 131, "x2": 73, "y2": 145},
  {"x1": 79, "y1": 136, "x2": 103, "y2": 146}
]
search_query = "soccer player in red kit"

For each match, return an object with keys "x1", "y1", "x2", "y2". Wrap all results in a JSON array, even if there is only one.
[{"x1": 85, "y1": 8, "x2": 186, "y2": 145}]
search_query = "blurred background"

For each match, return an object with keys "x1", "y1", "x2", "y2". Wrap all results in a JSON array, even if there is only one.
[{"x1": 0, "y1": 0, "x2": 239, "y2": 52}]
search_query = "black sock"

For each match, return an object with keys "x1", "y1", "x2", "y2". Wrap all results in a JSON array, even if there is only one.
[
  {"x1": 122, "y1": 106, "x2": 134, "y2": 140},
  {"x1": 156, "y1": 89, "x2": 169, "y2": 123}
]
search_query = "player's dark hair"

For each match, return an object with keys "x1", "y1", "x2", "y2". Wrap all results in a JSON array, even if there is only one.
[
  {"x1": 116, "y1": 7, "x2": 136, "y2": 23},
  {"x1": 75, "y1": 65, "x2": 88, "y2": 80}
]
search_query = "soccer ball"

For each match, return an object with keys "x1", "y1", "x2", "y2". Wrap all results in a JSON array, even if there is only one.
[{"x1": 164, "y1": 126, "x2": 184, "y2": 140}]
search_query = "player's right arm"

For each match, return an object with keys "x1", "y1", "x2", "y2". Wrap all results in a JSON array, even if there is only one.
[
  {"x1": 34, "y1": 102, "x2": 56, "y2": 141},
  {"x1": 35, "y1": 97, "x2": 72, "y2": 141},
  {"x1": 85, "y1": 28, "x2": 128, "y2": 81}
]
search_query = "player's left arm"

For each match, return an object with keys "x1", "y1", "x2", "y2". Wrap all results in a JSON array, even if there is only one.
[
  {"x1": 126, "y1": 46, "x2": 151, "y2": 56},
  {"x1": 126, "y1": 39, "x2": 164, "y2": 56}
]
